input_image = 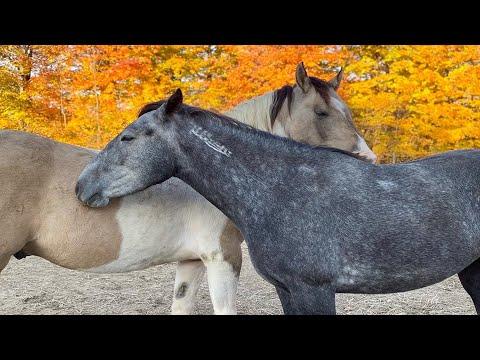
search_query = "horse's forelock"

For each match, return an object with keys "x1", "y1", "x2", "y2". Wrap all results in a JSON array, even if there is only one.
[{"x1": 309, "y1": 76, "x2": 332, "y2": 105}]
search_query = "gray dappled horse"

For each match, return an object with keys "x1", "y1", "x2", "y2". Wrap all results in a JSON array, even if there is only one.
[{"x1": 77, "y1": 89, "x2": 480, "y2": 314}]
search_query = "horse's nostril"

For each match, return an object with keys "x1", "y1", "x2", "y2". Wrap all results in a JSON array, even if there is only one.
[
  {"x1": 75, "y1": 182, "x2": 80, "y2": 196},
  {"x1": 87, "y1": 192, "x2": 101, "y2": 205}
]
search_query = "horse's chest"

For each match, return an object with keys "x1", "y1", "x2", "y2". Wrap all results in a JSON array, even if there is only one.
[
  {"x1": 85, "y1": 179, "x2": 230, "y2": 273},
  {"x1": 87, "y1": 204, "x2": 193, "y2": 273}
]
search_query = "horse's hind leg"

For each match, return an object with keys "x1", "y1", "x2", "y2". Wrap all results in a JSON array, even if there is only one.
[
  {"x1": 458, "y1": 258, "x2": 480, "y2": 314},
  {"x1": 171, "y1": 260, "x2": 206, "y2": 315}
]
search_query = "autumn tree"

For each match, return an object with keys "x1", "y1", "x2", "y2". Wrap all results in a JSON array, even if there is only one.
[
  {"x1": 1, "y1": 45, "x2": 479, "y2": 162},
  {"x1": 344, "y1": 45, "x2": 480, "y2": 162}
]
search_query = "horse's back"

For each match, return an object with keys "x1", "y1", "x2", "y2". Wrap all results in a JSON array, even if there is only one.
[
  {"x1": 259, "y1": 148, "x2": 480, "y2": 293},
  {"x1": 391, "y1": 149, "x2": 480, "y2": 169},
  {"x1": 0, "y1": 129, "x2": 55, "y2": 167}
]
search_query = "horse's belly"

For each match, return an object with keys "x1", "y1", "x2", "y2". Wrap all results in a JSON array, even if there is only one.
[
  {"x1": 335, "y1": 208, "x2": 480, "y2": 294},
  {"x1": 26, "y1": 229, "x2": 124, "y2": 270},
  {"x1": 30, "y1": 216, "x2": 195, "y2": 273},
  {"x1": 84, "y1": 237, "x2": 197, "y2": 274},
  {"x1": 335, "y1": 254, "x2": 480, "y2": 294}
]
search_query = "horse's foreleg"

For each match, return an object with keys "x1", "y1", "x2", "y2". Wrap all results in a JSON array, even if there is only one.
[
  {"x1": 458, "y1": 258, "x2": 480, "y2": 314},
  {"x1": 275, "y1": 286, "x2": 294, "y2": 314},
  {"x1": 171, "y1": 259, "x2": 206, "y2": 315},
  {"x1": 287, "y1": 282, "x2": 336, "y2": 315},
  {"x1": 205, "y1": 260, "x2": 239, "y2": 315}
]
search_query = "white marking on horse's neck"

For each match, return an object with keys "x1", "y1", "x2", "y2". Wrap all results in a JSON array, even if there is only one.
[
  {"x1": 190, "y1": 125, "x2": 232, "y2": 157},
  {"x1": 225, "y1": 91, "x2": 275, "y2": 132}
]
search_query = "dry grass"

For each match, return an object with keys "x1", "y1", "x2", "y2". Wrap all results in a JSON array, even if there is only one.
[{"x1": 0, "y1": 243, "x2": 476, "y2": 315}]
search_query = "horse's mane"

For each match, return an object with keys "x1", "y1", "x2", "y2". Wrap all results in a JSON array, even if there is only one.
[
  {"x1": 269, "y1": 85, "x2": 293, "y2": 126},
  {"x1": 138, "y1": 100, "x2": 166, "y2": 117},
  {"x1": 309, "y1": 76, "x2": 333, "y2": 105}
]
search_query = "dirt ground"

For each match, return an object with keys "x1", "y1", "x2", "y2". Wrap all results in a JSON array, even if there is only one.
[{"x1": 0, "y1": 243, "x2": 476, "y2": 315}]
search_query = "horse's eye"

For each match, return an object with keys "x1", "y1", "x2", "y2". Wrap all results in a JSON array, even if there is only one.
[
  {"x1": 316, "y1": 111, "x2": 329, "y2": 118},
  {"x1": 120, "y1": 135, "x2": 135, "y2": 142}
]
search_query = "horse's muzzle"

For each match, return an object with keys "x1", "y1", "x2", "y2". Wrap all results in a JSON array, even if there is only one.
[
  {"x1": 75, "y1": 180, "x2": 110, "y2": 208},
  {"x1": 85, "y1": 193, "x2": 111, "y2": 208},
  {"x1": 354, "y1": 151, "x2": 378, "y2": 164}
]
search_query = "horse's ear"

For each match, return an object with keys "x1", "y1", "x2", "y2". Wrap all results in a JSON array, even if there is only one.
[
  {"x1": 164, "y1": 88, "x2": 183, "y2": 114},
  {"x1": 295, "y1": 62, "x2": 312, "y2": 93},
  {"x1": 329, "y1": 68, "x2": 343, "y2": 91}
]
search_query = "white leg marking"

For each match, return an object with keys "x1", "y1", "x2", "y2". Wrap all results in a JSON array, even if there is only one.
[
  {"x1": 171, "y1": 260, "x2": 206, "y2": 315},
  {"x1": 205, "y1": 260, "x2": 238, "y2": 315}
]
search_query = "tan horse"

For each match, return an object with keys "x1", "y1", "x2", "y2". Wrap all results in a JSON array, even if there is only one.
[{"x1": 0, "y1": 63, "x2": 376, "y2": 314}]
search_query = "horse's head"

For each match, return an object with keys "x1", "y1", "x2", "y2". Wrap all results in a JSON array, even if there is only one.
[
  {"x1": 272, "y1": 63, "x2": 376, "y2": 163},
  {"x1": 75, "y1": 90, "x2": 184, "y2": 208}
]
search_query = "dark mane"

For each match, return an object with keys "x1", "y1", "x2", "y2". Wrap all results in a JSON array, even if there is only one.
[
  {"x1": 138, "y1": 100, "x2": 166, "y2": 117},
  {"x1": 269, "y1": 76, "x2": 332, "y2": 126},
  {"x1": 270, "y1": 85, "x2": 293, "y2": 127}
]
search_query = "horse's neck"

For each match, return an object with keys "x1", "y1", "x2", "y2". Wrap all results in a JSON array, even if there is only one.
[
  {"x1": 173, "y1": 116, "x2": 324, "y2": 234},
  {"x1": 225, "y1": 91, "x2": 275, "y2": 132}
]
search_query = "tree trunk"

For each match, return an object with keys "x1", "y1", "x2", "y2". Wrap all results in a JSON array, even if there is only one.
[
  {"x1": 91, "y1": 47, "x2": 101, "y2": 147},
  {"x1": 19, "y1": 45, "x2": 33, "y2": 92}
]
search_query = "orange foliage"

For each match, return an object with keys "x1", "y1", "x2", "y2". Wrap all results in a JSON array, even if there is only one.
[{"x1": 1, "y1": 45, "x2": 479, "y2": 163}]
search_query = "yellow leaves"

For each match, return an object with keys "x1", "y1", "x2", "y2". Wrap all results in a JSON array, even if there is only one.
[
  {"x1": 339, "y1": 45, "x2": 480, "y2": 162},
  {"x1": 1, "y1": 45, "x2": 480, "y2": 160}
]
